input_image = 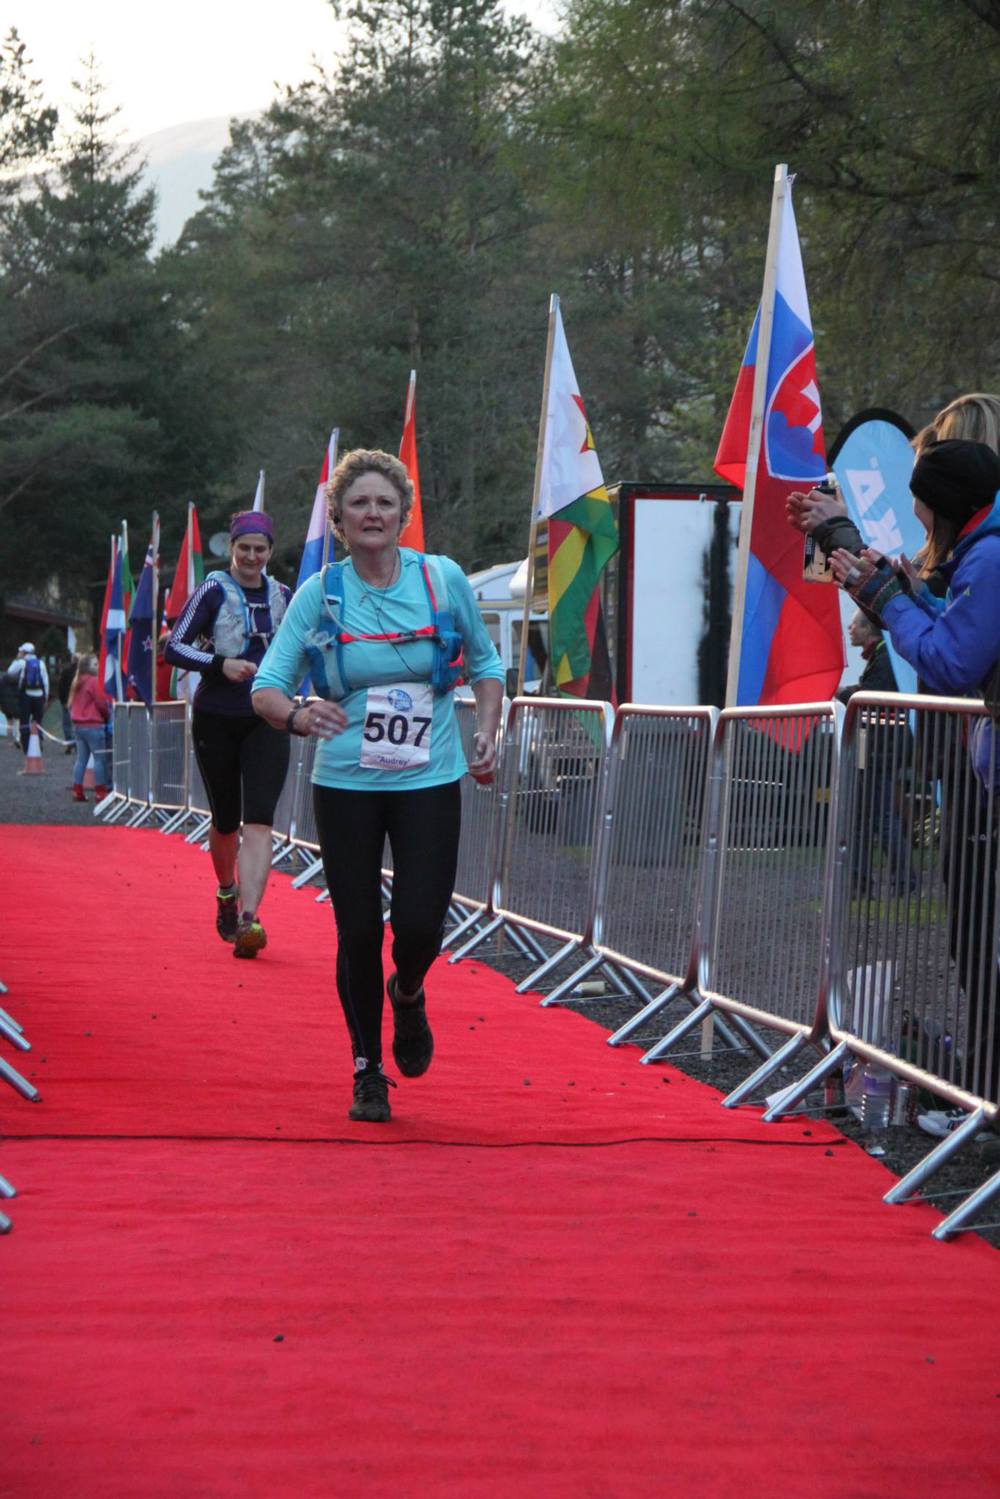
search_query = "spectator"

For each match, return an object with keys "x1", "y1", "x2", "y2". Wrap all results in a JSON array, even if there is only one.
[
  {"x1": 68, "y1": 654, "x2": 111, "y2": 802},
  {"x1": 832, "y1": 438, "x2": 1000, "y2": 1109},
  {"x1": 7, "y1": 642, "x2": 49, "y2": 752}
]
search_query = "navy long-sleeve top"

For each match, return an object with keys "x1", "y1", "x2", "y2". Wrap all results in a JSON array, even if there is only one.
[{"x1": 164, "y1": 574, "x2": 292, "y2": 717}]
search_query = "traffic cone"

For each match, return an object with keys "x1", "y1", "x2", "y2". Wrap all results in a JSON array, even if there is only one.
[{"x1": 20, "y1": 726, "x2": 44, "y2": 775}]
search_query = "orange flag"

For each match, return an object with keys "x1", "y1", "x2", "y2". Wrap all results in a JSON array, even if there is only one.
[{"x1": 399, "y1": 369, "x2": 426, "y2": 552}]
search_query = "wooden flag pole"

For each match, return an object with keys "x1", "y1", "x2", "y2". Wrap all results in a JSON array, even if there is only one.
[
  {"x1": 150, "y1": 511, "x2": 160, "y2": 707},
  {"x1": 118, "y1": 520, "x2": 129, "y2": 702},
  {"x1": 321, "y1": 427, "x2": 340, "y2": 570},
  {"x1": 725, "y1": 163, "x2": 789, "y2": 708},
  {"x1": 516, "y1": 293, "x2": 559, "y2": 700}
]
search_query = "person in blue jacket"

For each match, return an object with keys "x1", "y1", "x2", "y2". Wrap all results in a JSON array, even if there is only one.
[
  {"x1": 252, "y1": 449, "x2": 504, "y2": 1123},
  {"x1": 832, "y1": 438, "x2": 1000, "y2": 1108}
]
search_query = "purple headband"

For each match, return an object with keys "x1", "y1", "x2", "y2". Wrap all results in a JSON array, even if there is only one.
[{"x1": 230, "y1": 510, "x2": 274, "y2": 542}]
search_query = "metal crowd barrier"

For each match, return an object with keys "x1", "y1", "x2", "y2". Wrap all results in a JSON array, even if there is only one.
[
  {"x1": 440, "y1": 695, "x2": 505, "y2": 950},
  {"x1": 94, "y1": 687, "x2": 1000, "y2": 1241},
  {"x1": 825, "y1": 693, "x2": 998, "y2": 1238},
  {"x1": 449, "y1": 697, "x2": 614, "y2": 979},
  {"x1": 642, "y1": 704, "x2": 842, "y2": 1088},
  {"x1": 582, "y1": 706, "x2": 760, "y2": 1053}
]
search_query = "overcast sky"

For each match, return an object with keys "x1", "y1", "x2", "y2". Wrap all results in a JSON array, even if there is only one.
[{"x1": 14, "y1": 0, "x2": 560, "y2": 142}]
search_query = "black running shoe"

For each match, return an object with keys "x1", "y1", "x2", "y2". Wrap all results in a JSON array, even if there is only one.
[
  {"x1": 388, "y1": 972, "x2": 434, "y2": 1078},
  {"x1": 216, "y1": 887, "x2": 239, "y2": 943},
  {"x1": 233, "y1": 914, "x2": 267, "y2": 958},
  {"x1": 348, "y1": 1069, "x2": 397, "y2": 1123}
]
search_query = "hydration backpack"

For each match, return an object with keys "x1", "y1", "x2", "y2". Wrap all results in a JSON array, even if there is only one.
[
  {"x1": 302, "y1": 553, "x2": 463, "y2": 701},
  {"x1": 23, "y1": 656, "x2": 43, "y2": 692},
  {"x1": 203, "y1": 571, "x2": 288, "y2": 658}
]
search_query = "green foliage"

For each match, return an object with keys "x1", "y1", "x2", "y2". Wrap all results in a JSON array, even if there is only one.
[
  {"x1": 0, "y1": 27, "x2": 56, "y2": 186},
  {"x1": 0, "y1": 61, "x2": 195, "y2": 608},
  {"x1": 167, "y1": 0, "x2": 554, "y2": 570},
  {"x1": 5, "y1": 1, "x2": 1000, "y2": 610}
]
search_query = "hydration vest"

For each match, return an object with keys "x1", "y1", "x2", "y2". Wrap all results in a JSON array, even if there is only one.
[
  {"x1": 302, "y1": 553, "x2": 463, "y2": 701},
  {"x1": 23, "y1": 656, "x2": 43, "y2": 693},
  {"x1": 203, "y1": 571, "x2": 287, "y2": 658}
]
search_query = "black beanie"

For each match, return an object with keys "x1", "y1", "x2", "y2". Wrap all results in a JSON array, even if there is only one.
[{"x1": 910, "y1": 439, "x2": 1000, "y2": 527}]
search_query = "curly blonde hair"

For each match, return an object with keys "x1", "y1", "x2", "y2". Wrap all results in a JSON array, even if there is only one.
[{"x1": 324, "y1": 449, "x2": 414, "y2": 544}]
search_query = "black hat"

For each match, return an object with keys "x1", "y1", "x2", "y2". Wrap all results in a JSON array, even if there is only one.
[{"x1": 910, "y1": 439, "x2": 1000, "y2": 527}]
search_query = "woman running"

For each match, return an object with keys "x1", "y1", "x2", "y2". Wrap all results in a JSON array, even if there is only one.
[
  {"x1": 165, "y1": 510, "x2": 292, "y2": 958},
  {"x1": 251, "y1": 449, "x2": 504, "y2": 1122}
]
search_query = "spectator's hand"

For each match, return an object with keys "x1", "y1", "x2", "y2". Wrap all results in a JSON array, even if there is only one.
[
  {"x1": 895, "y1": 553, "x2": 920, "y2": 588},
  {"x1": 223, "y1": 659, "x2": 257, "y2": 683},
  {"x1": 830, "y1": 548, "x2": 880, "y2": 593},
  {"x1": 786, "y1": 486, "x2": 848, "y2": 534},
  {"x1": 298, "y1": 699, "x2": 348, "y2": 740},
  {"x1": 468, "y1": 730, "x2": 497, "y2": 784}
]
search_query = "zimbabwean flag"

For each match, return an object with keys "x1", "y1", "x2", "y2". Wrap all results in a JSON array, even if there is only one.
[{"x1": 537, "y1": 301, "x2": 619, "y2": 701}]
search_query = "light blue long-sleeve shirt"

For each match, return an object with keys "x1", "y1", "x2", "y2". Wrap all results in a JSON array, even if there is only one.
[{"x1": 252, "y1": 550, "x2": 504, "y2": 790}]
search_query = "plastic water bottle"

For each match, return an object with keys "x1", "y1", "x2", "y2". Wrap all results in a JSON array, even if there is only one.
[{"x1": 860, "y1": 1065, "x2": 893, "y2": 1129}]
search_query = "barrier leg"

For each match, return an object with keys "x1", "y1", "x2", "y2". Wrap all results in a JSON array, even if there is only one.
[
  {"x1": 0, "y1": 1005, "x2": 24, "y2": 1034},
  {"x1": 185, "y1": 815, "x2": 212, "y2": 843},
  {"x1": 93, "y1": 792, "x2": 125, "y2": 821},
  {"x1": 608, "y1": 983, "x2": 681, "y2": 1047},
  {"x1": 540, "y1": 951, "x2": 603, "y2": 1007},
  {"x1": 448, "y1": 914, "x2": 503, "y2": 962},
  {"x1": 0, "y1": 1013, "x2": 29, "y2": 1051},
  {"x1": 291, "y1": 855, "x2": 325, "y2": 889},
  {"x1": 0, "y1": 1055, "x2": 40, "y2": 1101},
  {"x1": 760, "y1": 1041, "x2": 849, "y2": 1122},
  {"x1": 102, "y1": 797, "x2": 134, "y2": 824},
  {"x1": 0, "y1": 1211, "x2": 11, "y2": 1234},
  {"x1": 516, "y1": 937, "x2": 581, "y2": 995},
  {"x1": 884, "y1": 1107, "x2": 988, "y2": 1205},
  {"x1": 441, "y1": 906, "x2": 486, "y2": 951},
  {"x1": 159, "y1": 808, "x2": 188, "y2": 835},
  {"x1": 640, "y1": 996, "x2": 715, "y2": 1063},
  {"x1": 504, "y1": 923, "x2": 549, "y2": 963},
  {"x1": 0, "y1": 1174, "x2": 15, "y2": 1198},
  {"x1": 722, "y1": 1032, "x2": 809, "y2": 1108},
  {"x1": 932, "y1": 1164, "x2": 1000, "y2": 1241}
]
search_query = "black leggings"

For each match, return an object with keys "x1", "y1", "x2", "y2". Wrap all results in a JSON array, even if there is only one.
[
  {"x1": 314, "y1": 779, "x2": 462, "y2": 1069},
  {"x1": 192, "y1": 709, "x2": 290, "y2": 835}
]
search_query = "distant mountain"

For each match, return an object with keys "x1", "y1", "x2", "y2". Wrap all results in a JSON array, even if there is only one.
[{"x1": 136, "y1": 114, "x2": 258, "y2": 250}]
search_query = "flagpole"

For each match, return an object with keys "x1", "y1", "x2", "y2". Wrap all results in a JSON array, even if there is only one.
[
  {"x1": 117, "y1": 522, "x2": 128, "y2": 702},
  {"x1": 321, "y1": 427, "x2": 340, "y2": 570},
  {"x1": 516, "y1": 293, "x2": 559, "y2": 700},
  {"x1": 150, "y1": 512, "x2": 160, "y2": 708},
  {"x1": 725, "y1": 163, "x2": 789, "y2": 708}
]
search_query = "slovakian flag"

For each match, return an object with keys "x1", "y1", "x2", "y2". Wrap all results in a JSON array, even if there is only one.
[
  {"x1": 399, "y1": 370, "x2": 426, "y2": 552},
  {"x1": 103, "y1": 540, "x2": 127, "y2": 701},
  {"x1": 297, "y1": 428, "x2": 339, "y2": 587},
  {"x1": 714, "y1": 167, "x2": 843, "y2": 707},
  {"x1": 536, "y1": 297, "x2": 618, "y2": 701},
  {"x1": 127, "y1": 518, "x2": 159, "y2": 706}
]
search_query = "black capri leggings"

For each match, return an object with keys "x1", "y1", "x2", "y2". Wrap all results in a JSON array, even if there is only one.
[
  {"x1": 314, "y1": 779, "x2": 462, "y2": 1069},
  {"x1": 192, "y1": 709, "x2": 290, "y2": 835}
]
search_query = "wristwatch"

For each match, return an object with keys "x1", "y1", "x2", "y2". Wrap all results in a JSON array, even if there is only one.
[{"x1": 285, "y1": 705, "x2": 306, "y2": 736}]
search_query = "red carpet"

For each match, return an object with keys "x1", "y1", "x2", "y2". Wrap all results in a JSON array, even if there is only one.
[{"x1": 2, "y1": 825, "x2": 999, "y2": 1497}]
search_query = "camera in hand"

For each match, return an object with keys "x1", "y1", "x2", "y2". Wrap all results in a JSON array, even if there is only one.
[{"x1": 802, "y1": 474, "x2": 838, "y2": 583}]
